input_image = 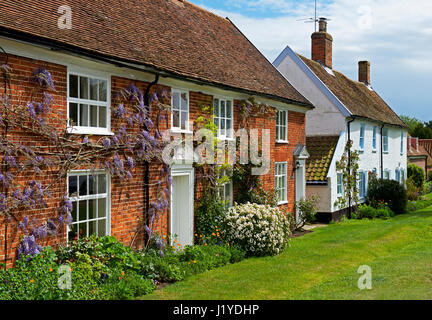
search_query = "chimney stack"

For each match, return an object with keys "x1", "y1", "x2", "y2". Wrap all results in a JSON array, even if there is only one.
[
  {"x1": 358, "y1": 61, "x2": 371, "y2": 85},
  {"x1": 311, "y1": 18, "x2": 333, "y2": 69}
]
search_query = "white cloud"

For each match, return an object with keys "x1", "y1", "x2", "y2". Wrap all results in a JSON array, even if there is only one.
[{"x1": 200, "y1": 0, "x2": 432, "y2": 119}]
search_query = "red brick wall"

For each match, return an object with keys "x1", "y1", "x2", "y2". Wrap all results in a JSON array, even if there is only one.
[{"x1": 0, "y1": 52, "x2": 306, "y2": 267}]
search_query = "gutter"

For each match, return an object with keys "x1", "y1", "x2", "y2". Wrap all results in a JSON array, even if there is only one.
[{"x1": 0, "y1": 26, "x2": 313, "y2": 109}]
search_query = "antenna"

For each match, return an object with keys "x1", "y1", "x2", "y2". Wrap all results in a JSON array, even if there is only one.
[{"x1": 297, "y1": 0, "x2": 318, "y2": 32}]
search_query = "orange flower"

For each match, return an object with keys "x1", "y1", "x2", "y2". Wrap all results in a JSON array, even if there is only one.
[
  {"x1": 212, "y1": 233, "x2": 216, "y2": 236},
  {"x1": 41, "y1": 255, "x2": 44, "y2": 259},
  {"x1": 70, "y1": 268, "x2": 73, "y2": 272},
  {"x1": 227, "y1": 242, "x2": 230, "y2": 246},
  {"x1": 172, "y1": 246, "x2": 175, "y2": 249},
  {"x1": 121, "y1": 271, "x2": 125, "y2": 276},
  {"x1": 177, "y1": 243, "x2": 181, "y2": 247},
  {"x1": 200, "y1": 235, "x2": 203, "y2": 238},
  {"x1": 29, "y1": 279, "x2": 34, "y2": 283},
  {"x1": 119, "y1": 277, "x2": 123, "y2": 280},
  {"x1": 49, "y1": 268, "x2": 53, "y2": 272}
]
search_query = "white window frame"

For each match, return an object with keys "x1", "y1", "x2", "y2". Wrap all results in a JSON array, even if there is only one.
[
  {"x1": 213, "y1": 97, "x2": 234, "y2": 140},
  {"x1": 66, "y1": 170, "x2": 111, "y2": 242},
  {"x1": 382, "y1": 128, "x2": 389, "y2": 153},
  {"x1": 372, "y1": 126, "x2": 377, "y2": 152},
  {"x1": 171, "y1": 88, "x2": 190, "y2": 133},
  {"x1": 275, "y1": 162, "x2": 288, "y2": 205},
  {"x1": 395, "y1": 168, "x2": 401, "y2": 183},
  {"x1": 276, "y1": 109, "x2": 288, "y2": 143},
  {"x1": 336, "y1": 173, "x2": 343, "y2": 196},
  {"x1": 359, "y1": 124, "x2": 365, "y2": 151},
  {"x1": 67, "y1": 69, "x2": 112, "y2": 135}
]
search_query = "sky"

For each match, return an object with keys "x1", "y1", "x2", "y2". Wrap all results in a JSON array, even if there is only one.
[{"x1": 188, "y1": 0, "x2": 432, "y2": 120}]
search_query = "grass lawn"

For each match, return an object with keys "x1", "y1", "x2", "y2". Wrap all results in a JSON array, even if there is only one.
[{"x1": 142, "y1": 206, "x2": 432, "y2": 300}]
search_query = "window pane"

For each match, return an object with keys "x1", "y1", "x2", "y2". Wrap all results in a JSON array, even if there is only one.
[
  {"x1": 90, "y1": 78, "x2": 98, "y2": 100},
  {"x1": 214, "y1": 118, "x2": 219, "y2": 129},
  {"x1": 173, "y1": 110, "x2": 180, "y2": 128},
  {"x1": 214, "y1": 99, "x2": 219, "y2": 116},
  {"x1": 89, "y1": 175, "x2": 97, "y2": 195},
  {"x1": 80, "y1": 104, "x2": 89, "y2": 126},
  {"x1": 89, "y1": 220, "x2": 97, "y2": 236},
  {"x1": 226, "y1": 119, "x2": 232, "y2": 135},
  {"x1": 181, "y1": 111, "x2": 187, "y2": 130},
  {"x1": 79, "y1": 222, "x2": 88, "y2": 238},
  {"x1": 172, "y1": 92, "x2": 180, "y2": 111},
  {"x1": 180, "y1": 93, "x2": 188, "y2": 111},
  {"x1": 80, "y1": 76, "x2": 89, "y2": 99},
  {"x1": 69, "y1": 103, "x2": 78, "y2": 125},
  {"x1": 79, "y1": 200, "x2": 87, "y2": 221},
  {"x1": 71, "y1": 201, "x2": 78, "y2": 223},
  {"x1": 98, "y1": 174, "x2": 107, "y2": 194},
  {"x1": 98, "y1": 198, "x2": 107, "y2": 218},
  {"x1": 221, "y1": 100, "x2": 226, "y2": 117},
  {"x1": 69, "y1": 75, "x2": 78, "y2": 98},
  {"x1": 226, "y1": 101, "x2": 232, "y2": 118},
  {"x1": 79, "y1": 175, "x2": 88, "y2": 196},
  {"x1": 99, "y1": 106, "x2": 107, "y2": 128},
  {"x1": 88, "y1": 199, "x2": 97, "y2": 220},
  {"x1": 98, "y1": 219, "x2": 106, "y2": 236},
  {"x1": 69, "y1": 176, "x2": 77, "y2": 197},
  {"x1": 99, "y1": 80, "x2": 107, "y2": 102},
  {"x1": 90, "y1": 105, "x2": 98, "y2": 127}
]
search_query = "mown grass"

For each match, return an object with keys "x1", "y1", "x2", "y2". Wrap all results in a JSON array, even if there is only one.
[{"x1": 142, "y1": 206, "x2": 432, "y2": 300}]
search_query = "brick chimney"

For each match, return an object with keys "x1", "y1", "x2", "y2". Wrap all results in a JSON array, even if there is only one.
[
  {"x1": 358, "y1": 61, "x2": 371, "y2": 85},
  {"x1": 311, "y1": 18, "x2": 333, "y2": 69}
]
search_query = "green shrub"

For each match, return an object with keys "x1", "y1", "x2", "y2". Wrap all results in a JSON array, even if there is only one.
[
  {"x1": 226, "y1": 244, "x2": 246, "y2": 263},
  {"x1": 137, "y1": 249, "x2": 185, "y2": 283},
  {"x1": 195, "y1": 194, "x2": 227, "y2": 241},
  {"x1": 100, "y1": 271, "x2": 155, "y2": 300},
  {"x1": 293, "y1": 196, "x2": 318, "y2": 230},
  {"x1": 428, "y1": 171, "x2": 432, "y2": 182},
  {"x1": 222, "y1": 203, "x2": 291, "y2": 256},
  {"x1": 356, "y1": 204, "x2": 377, "y2": 219},
  {"x1": 367, "y1": 177, "x2": 408, "y2": 214},
  {"x1": 406, "y1": 177, "x2": 421, "y2": 201},
  {"x1": 408, "y1": 163, "x2": 425, "y2": 189}
]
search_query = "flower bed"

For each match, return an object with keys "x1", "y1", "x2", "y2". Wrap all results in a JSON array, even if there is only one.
[{"x1": 0, "y1": 236, "x2": 246, "y2": 300}]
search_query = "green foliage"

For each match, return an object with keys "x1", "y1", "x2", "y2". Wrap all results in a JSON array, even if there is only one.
[
  {"x1": 367, "y1": 176, "x2": 407, "y2": 214},
  {"x1": 355, "y1": 204, "x2": 394, "y2": 220},
  {"x1": 406, "y1": 177, "x2": 421, "y2": 201},
  {"x1": 428, "y1": 171, "x2": 432, "y2": 182},
  {"x1": 232, "y1": 164, "x2": 278, "y2": 207},
  {"x1": 400, "y1": 115, "x2": 432, "y2": 139},
  {"x1": 1, "y1": 235, "x2": 247, "y2": 300},
  {"x1": 195, "y1": 193, "x2": 227, "y2": 241},
  {"x1": 408, "y1": 163, "x2": 425, "y2": 189},
  {"x1": 407, "y1": 195, "x2": 432, "y2": 212},
  {"x1": 334, "y1": 140, "x2": 360, "y2": 210},
  {"x1": 293, "y1": 196, "x2": 318, "y2": 230}
]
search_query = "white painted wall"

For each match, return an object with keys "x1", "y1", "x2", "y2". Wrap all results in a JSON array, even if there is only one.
[
  {"x1": 276, "y1": 48, "x2": 408, "y2": 214},
  {"x1": 276, "y1": 51, "x2": 346, "y2": 136},
  {"x1": 328, "y1": 120, "x2": 408, "y2": 213}
]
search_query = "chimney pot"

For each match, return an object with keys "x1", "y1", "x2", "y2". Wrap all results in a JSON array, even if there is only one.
[
  {"x1": 358, "y1": 61, "x2": 371, "y2": 85},
  {"x1": 311, "y1": 17, "x2": 333, "y2": 69}
]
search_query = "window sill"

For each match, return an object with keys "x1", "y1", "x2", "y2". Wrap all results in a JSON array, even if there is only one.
[
  {"x1": 276, "y1": 140, "x2": 289, "y2": 144},
  {"x1": 170, "y1": 128, "x2": 193, "y2": 135},
  {"x1": 358, "y1": 149, "x2": 364, "y2": 153},
  {"x1": 383, "y1": 151, "x2": 389, "y2": 154},
  {"x1": 277, "y1": 201, "x2": 288, "y2": 206},
  {"x1": 217, "y1": 136, "x2": 235, "y2": 141},
  {"x1": 67, "y1": 127, "x2": 114, "y2": 136},
  {"x1": 372, "y1": 150, "x2": 377, "y2": 153}
]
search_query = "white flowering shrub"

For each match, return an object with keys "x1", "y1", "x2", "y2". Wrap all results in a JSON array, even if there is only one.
[{"x1": 222, "y1": 203, "x2": 291, "y2": 256}]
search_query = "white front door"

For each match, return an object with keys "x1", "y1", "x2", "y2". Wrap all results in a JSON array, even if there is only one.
[
  {"x1": 170, "y1": 166, "x2": 194, "y2": 246},
  {"x1": 295, "y1": 160, "x2": 306, "y2": 223}
]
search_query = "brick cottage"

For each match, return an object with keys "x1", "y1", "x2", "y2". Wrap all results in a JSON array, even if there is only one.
[{"x1": 0, "y1": 0, "x2": 313, "y2": 267}]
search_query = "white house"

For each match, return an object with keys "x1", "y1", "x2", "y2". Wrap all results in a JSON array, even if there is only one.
[{"x1": 274, "y1": 18, "x2": 408, "y2": 221}]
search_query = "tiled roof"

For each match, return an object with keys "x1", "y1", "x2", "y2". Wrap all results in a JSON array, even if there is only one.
[
  {"x1": 306, "y1": 135, "x2": 339, "y2": 182},
  {"x1": 298, "y1": 55, "x2": 407, "y2": 128},
  {"x1": 0, "y1": 0, "x2": 311, "y2": 107},
  {"x1": 419, "y1": 140, "x2": 432, "y2": 156}
]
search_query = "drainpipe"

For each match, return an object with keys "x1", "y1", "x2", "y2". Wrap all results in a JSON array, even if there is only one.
[
  {"x1": 143, "y1": 74, "x2": 160, "y2": 230},
  {"x1": 347, "y1": 117, "x2": 355, "y2": 219},
  {"x1": 380, "y1": 124, "x2": 385, "y2": 179}
]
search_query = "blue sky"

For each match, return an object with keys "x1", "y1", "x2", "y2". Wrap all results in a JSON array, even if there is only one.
[{"x1": 189, "y1": 0, "x2": 432, "y2": 120}]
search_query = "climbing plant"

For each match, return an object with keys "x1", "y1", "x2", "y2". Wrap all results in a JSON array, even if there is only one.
[{"x1": 334, "y1": 140, "x2": 360, "y2": 212}]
